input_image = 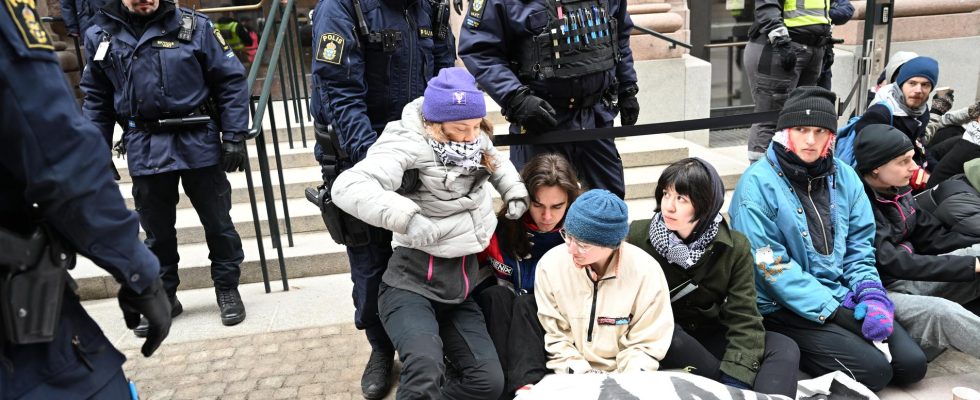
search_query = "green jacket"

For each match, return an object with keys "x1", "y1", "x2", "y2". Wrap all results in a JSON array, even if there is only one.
[{"x1": 627, "y1": 218, "x2": 765, "y2": 384}]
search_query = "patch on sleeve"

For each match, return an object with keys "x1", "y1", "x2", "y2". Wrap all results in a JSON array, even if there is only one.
[
  {"x1": 3, "y1": 0, "x2": 53, "y2": 50},
  {"x1": 419, "y1": 28, "x2": 433, "y2": 38},
  {"x1": 315, "y1": 33, "x2": 344, "y2": 65},
  {"x1": 211, "y1": 23, "x2": 231, "y2": 52},
  {"x1": 465, "y1": 0, "x2": 486, "y2": 27}
]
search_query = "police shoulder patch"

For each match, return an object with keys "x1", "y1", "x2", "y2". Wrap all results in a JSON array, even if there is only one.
[
  {"x1": 467, "y1": 0, "x2": 486, "y2": 21},
  {"x1": 3, "y1": 0, "x2": 53, "y2": 50},
  {"x1": 315, "y1": 33, "x2": 344, "y2": 65},
  {"x1": 211, "y1": 24, "x2": 231, "y2": 52}
]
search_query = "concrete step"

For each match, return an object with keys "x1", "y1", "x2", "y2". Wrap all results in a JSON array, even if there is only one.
[
  {"x1": 75, "y1": 145, "x2": 747, "y2": 300},
  {"x1": 119, "y1": 134, "x2": 693, "y2": 210}
]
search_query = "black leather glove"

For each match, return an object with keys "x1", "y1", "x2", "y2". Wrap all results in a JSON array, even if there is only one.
[
  {"x1": 505, "y1": 88, "x2": 558, "y2": 134},
  {"x1": 822, "y1": 43, "x2": 835, "y2": 70},
  {"x1": 618, "y1": 83, "x2": 640, "y2": 126},
  {"x1": 771, "y1": 35, "x2": 798, "y2": 72},
  {"x1": 118, "y1": 278, "x2": 172, "y2": 357},
  {"x1": 453, "y1": 0, "x2": 463, "y2": 14},
  {"x1": 220, "y1": 140, "x2": 247, "y2": 173}
]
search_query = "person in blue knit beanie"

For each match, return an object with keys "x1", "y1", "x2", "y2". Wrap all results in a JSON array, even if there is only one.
[
  {"x1": 509, "y1": 189, "x2": 673, "y2": 394},
  {"x1": 332, "y1": 66, "x2": 529, "y2": 399}
]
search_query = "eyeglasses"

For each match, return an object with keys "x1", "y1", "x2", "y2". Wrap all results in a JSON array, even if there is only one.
[{"x1": 559, "y1": 228, "x2": 595, "y2": 255}]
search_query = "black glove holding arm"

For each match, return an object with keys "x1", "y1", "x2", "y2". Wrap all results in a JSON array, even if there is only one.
[
  {"x1": 768, "y1": 27, "x2": 798, "y2": 72},
  {"x1": 504, "y1": 87, "x2": 558, "y2": 134},
  {"x1": 618, "y1": 82, "x2": 640, "y2": 126},
  {"x1": 220, "y1": 140, "x2": 247, "y2": 173},
  {"x1": 117, "y1": 278, "x2": 172, "y2": 357}
]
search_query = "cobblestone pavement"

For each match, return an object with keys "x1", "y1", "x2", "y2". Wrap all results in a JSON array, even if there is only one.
[
  {"x1": 122, "y1": 323, "x2": 397, "y2": 400},
  {"x1": 119, "y1": 321, "x2": 980, "y2": 400}
]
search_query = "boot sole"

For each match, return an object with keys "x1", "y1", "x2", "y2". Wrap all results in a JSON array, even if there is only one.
[{"x1": 221, "y1": 310, "x2": 246, "y2": 326}]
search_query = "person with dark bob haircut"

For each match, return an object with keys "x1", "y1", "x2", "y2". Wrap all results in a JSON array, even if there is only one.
[{"x1": 626, "y1": 158, "x2": 800, "y2": 396}]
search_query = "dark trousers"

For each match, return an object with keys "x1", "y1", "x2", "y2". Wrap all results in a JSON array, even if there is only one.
[
  {"x1": 379, "y1": 284, "x2": 504, "y2": 400},
  {"x1": 131, "y1": 164, "x2": 244, "y2": 296},
  {"x1": 347, "y1": 227, "x2": 395, "y2": 352},
  {"x1": 509, "y1": 113, "x2": 625, "y2": 199},
  {"x1": 763, "y1": 309, "x2": 927, "y2": 392},
  {"x1": 744, "y1": 39, "x2": 825, "y2": 161},
  {"x1": 475, "y1": 286, "x2": 551, "y2": 397},
  {"x1": 660, "y1": 325, "x2": 800, "y2": 397}
]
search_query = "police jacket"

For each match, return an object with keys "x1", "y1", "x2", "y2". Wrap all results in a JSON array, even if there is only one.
[
  {"x1": 310, "y1": 0, "x2": 456, "y2": 165},
  {"x1": 750, "y1": 0, "x2": 831, "y2": 43},
  {"x1": 0, "y1": 1, "x2": 160, "y2": 396},
  {"x1": 730, "y1": 146, "x2": 881, "y2": 323},
  {"x1": 457, "y1": 0, "x2": 636, "y2": 118},
  {"x1": 865, "y1": 184, "x2": 979, "y2": 287},
  {"x1": 80, "y1": 1, "x2": 250, "y2": 177},
  {"x1": 60, "y1": 0, "x2": 108, "y2": 35}
]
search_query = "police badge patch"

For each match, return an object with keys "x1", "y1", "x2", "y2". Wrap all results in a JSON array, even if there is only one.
[
  {"x1": 211, "y1": 25, "x2": 231, "y2": 52},
  {"x1": 4, "y1": 0, "x2": 53, "y2": 50},
  {"x1": 315, "y1": 33, "x2": 344, "y2": 65},
  {"x1": 466, "y1": 0, "x2": 486, "y2": 27}
]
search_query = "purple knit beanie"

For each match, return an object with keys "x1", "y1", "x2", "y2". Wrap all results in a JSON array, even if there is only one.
[{"x1": 422, "y1": 67, "x2": 486, "y2": 123}]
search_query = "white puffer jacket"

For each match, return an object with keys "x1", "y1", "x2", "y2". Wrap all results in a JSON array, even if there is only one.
[{"x1": 331, "y1": 98, "x2": 528, "y2": 258}]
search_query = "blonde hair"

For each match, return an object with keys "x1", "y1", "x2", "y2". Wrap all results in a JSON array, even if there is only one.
[{"x1": 423, "y1": 117, "x2": 497, "y2": 173}]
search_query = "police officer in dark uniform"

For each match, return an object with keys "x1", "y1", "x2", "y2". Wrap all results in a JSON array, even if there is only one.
[
  {"x1": 457, "y1": 0, "x2": 639, "y2": 199},
  {"x1": 744, "y1": 0, "x2": 833, "y2": 162},
  {"x1": 60, "y1": 0, "x2": 109, "y2": 38},
  {"x1": 80, "y1": 0, "x2": 250, "y2": 333},
  {"x1": 309, "y1": 0, "x2": 455, "y2": 397},
  {"x1": 0, "y1": 0, "x2": 172, "y2": 397}
]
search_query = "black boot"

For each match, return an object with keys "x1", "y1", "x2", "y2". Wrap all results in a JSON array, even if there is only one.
[
  {"x1": 133, "y1": 298, "x2": 182, "y2": 338},
  {"x1": 216, "y1": 287, "x2": 246, "y2": 326},
  {"x1": 361, "y1": 349, "x2": 394, "y2": 399}
]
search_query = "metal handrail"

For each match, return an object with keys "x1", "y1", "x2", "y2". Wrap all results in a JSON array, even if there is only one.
[
  {"x1": 632, "y1": 25, "x2": 692, "y2": 49},
  {"x1": 198, "y1": 0, "x2": 264, "y2": 14}
]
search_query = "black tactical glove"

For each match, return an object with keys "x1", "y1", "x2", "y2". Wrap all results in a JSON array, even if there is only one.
[
  {"x1": 771, "y1": 35, "x2": 798, "y2": 72},
  {"x1": 118, "y1": 278, "x2": 172, "y2": 357},
  {"x1": 618, "y1": 83, "x2": 640, "y2": 126},
  {"x1": 454, "y1": 0, "x2": 463, "y2": 14},
  {"x1": 220, "y1": 140, "x2": 247, "y2": 173},
  {"x1": 505, "y1": 87, "x2": 558, "y2": 134},
  {"x1": 822, "y1": 42, "x2": 835, "y2": 70}
]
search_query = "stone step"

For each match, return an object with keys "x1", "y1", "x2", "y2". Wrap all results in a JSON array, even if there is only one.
[
  {"x1": 119, "y1": 134, "x2": 692, "y2": 210},
  {"x1": 130, "y1": 143, "x2": 714, "y2": 246},
  {"x1": 73, "y1": 188, "x2": 739, "y2": 301}
]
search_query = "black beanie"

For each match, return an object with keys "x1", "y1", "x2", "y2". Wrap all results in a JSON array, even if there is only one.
[
  {"x1": 776, "y1": 86, "x2": 839, "y2": 132},
  {"x1": 854, "y1": 124, "x2": 914, "y2": 174}
]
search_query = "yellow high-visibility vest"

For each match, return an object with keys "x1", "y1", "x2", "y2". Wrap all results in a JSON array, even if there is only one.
[{"x1": 783, "y1": 0, "x2": 830, "y2": 27}]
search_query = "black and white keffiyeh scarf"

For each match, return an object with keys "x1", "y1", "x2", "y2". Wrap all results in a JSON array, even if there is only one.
[
  {"x1": 648, "y1": 212, "x2": 722, "y2": 269},
  {"x1": 427, "y1": 135, "x2": 485, "y2": 170}
]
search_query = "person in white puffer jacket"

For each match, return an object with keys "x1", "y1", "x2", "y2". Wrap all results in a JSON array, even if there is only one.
[{"x1": 332, "y1": 67, "x2": 528, "y2": 399}]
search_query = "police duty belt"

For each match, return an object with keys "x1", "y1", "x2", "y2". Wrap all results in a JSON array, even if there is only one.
[{"x1": 491, "y1": 110, "x2": 780, "y2": 146}]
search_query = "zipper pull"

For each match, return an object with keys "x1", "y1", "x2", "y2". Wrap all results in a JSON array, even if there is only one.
[{"x1": 72, "y1": 336, "x2": 95, "y2": 371}]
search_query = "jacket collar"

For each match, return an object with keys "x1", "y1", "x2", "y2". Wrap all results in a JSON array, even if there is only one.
[{"x1": 97, "y1": 0, "x2": 181, "y2": 47}]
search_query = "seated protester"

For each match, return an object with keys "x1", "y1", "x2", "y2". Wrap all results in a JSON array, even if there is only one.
[
  {"x1": 866, "y1": 51, "x2": 918, "y2": 108},
  {"x1": 331, "y1": 67, "x2": 529, "y2": 399},
  {"x1": 853, "y1": 124, "x2": 980, "y2": 358},
  {"x1": 528, "y1": 190, "x2": 673, "y2": 388},
  {"x1": 923, "y1": 90, "x2": 975, "y2": 149},
  {"x1": 856, "y1": 56, "x2": 940, "y2": 190},
  {"x1": 917, "y1": 158, "x2": 980, "y2": 237},
  {"x1": 473, "y1": 153, "x2": 581, "y2": 395},
  {"x1": 926, "y1": 104, "x2": 980, "y2": 187},
  {"x1": 730, "y1": 86, "x2": 927, "y2": 392},
  {"x1": 626, "y1": 158, "x2": 800, "y2": 397}
]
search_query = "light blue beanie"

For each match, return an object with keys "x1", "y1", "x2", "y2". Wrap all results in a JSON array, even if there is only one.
[{"x1": 563, "y1": 189, "x2": 629, "y2": 248}]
